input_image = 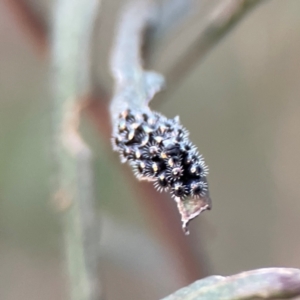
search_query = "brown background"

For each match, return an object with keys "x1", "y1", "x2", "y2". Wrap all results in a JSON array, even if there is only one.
[{"x1": 1, "y1": 0, "x2": 300, "y2": 299}]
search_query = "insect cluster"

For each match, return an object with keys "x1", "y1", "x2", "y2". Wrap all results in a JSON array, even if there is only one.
[{"x1": 112, "y1": 108, "x2": 209, "y2": 202}]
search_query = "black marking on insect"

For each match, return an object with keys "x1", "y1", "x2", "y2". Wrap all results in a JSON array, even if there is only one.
[
  {"x1": 189, "y1": 163, "x2": 203, "y2": 177},
  {"x1": 160, "y1": 150, "x2": 168, "y2": 159},
  {"x1": 190, "y1": 181, "x2": 208, "y2": 198},
  {"x1": 129, "y1": 121, "x2": 142, "y2": 131},
  {"x1": 163, "y1": 140, "x2": 181, "y2": 157},
  {"x1": 119, "y1": 145, "x2": 134, "y2": 163},
  {"x1": 122, "y1": 109, "x2": 135, "y2": 123},
  {"x1": 180, "y1": 141, "x2": 197, "y2": 154},
  {"x1": 131, "y1": 160, "x2": 148, "y2": 180},
  {"x1": 171, "y1": 182, "x2": 188, "y2": 199},
  {"x1": 145, "y1": 162, "x2": 162, "y2": 177},
  {"x1": 183, "y1": 150, "x2": 200, "y2": 165},
  {"x1": 144, "y1": 142, "x2": 161, "y2": 159},
  {"x1": 131, "y1": 130, "x2": 149, "y2": 147},
  {"x1": 153, "y1": 135, "x2": 164, "y2": 145},
  {"x1": 154, "y1": 171, "x2": 169, "y2": 192},
  {"x1": 157, "y1": 123, "x2": 168, "y2": 134},
  {"x1": 112, "y1": 133, "x2": 126, "y2": 150},
  {"x1": 164, "y1": 116, "x2": 180, "y2": 130},
  {"x1": 175, "y1": 127, "x2": 189, "y2": 142},
  {"x1": 140, "y1": 133, "x2": 150, "y2": 147},
  {"x1": 167, "y1": 165, "x2": 184, "y2": 182},
  {"x1": 127, "y1": 129, "x2": 136, "y2": 142},
  {"x1": 132, "y1": 147, "x2": 143, "y2": 160},
  {"x1": 167, "y1": 156, "x2": 181, "y2": 167}
]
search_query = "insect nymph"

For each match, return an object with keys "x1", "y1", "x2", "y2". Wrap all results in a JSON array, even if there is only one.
[{"x1": 112, "y1": 108, "x2": 211, "y2": 233}]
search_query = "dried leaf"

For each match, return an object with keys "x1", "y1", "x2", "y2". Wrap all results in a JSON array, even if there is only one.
[{"x1": 175, "y1": 190, "x2": 211, "y2": 235}]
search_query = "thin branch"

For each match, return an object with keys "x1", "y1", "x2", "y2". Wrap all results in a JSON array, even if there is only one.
[
  {"x1": 3, "y1": 0, "x2": 48, "y2": 57},
  {"x1": 108, "y1": 0, "x2": 211, "y2": 278},
  {"x1": 52, "y1": 0, "x2": 102, "y2": 299},
  {"x1": 164, "y1": 0, "x2": 268, "y2": 94},
  {"x1": 110, "y1": 0, "x2": 165, "y2": 120}
]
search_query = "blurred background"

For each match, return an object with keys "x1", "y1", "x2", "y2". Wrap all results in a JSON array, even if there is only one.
[{"x1": 1, "y1": 0, "x2": 300, "y2": 299}]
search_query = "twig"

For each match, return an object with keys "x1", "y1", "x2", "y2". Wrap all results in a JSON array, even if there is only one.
[
  {"x1": 109, "y1": 0, "x2": 211, "y2": 280},
  {"x1": 3, "y1": 0, "x2": 48, "y2": 57},
  {"x1": 164, "y1": 0, "x2": 268, "y2": 94},
  {"x1": 52, "y1": 0, "x2": 102, "y2": 299},
  {"x1": 110, "y1": 0, "x2": 165, "y2": 119}
]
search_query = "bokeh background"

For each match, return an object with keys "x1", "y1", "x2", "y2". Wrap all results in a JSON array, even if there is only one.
[{"x1": 1, "y1": 0, "x2": 300, "y2": 299}]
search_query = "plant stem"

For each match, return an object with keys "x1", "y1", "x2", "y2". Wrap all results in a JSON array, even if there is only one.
[
  {"x1": 110, "y1": 0, "x2": 165, "y2": 120},
  {"x1": 52, "y1": 0, "x2": 102, "y2": 299}
]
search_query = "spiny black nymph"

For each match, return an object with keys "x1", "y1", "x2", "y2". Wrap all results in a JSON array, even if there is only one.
[{"x1": 112, "y1": 108, "x2": 209, "y2": 201}]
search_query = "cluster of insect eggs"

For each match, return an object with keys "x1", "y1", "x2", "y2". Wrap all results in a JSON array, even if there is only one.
[{"x1": 112, "y1": 109, "x2": 209, "y2": 200}]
